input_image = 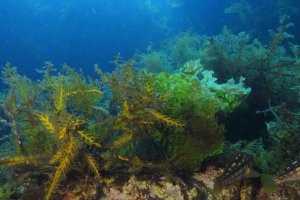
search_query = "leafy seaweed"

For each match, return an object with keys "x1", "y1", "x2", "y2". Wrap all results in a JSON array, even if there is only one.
[{"x1": 0, "y1": 58, "x2": 250, "y2": 198}]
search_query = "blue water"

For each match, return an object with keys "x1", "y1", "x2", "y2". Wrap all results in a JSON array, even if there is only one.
[
  {"x1": 0, "y1": 0, "x2": 299, "y2": 78},
  {"x1": 0, "y1": 2, "x2": 300, "y2": 197}
]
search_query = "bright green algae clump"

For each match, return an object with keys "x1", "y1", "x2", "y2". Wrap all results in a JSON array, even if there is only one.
[{"x1": 153, "y1": 60, "x2": 251, "y2": 170}]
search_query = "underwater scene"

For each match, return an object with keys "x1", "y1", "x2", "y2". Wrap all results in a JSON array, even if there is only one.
[{"x1": 0, "y1": 0, "x2": 300, "y2": 199}]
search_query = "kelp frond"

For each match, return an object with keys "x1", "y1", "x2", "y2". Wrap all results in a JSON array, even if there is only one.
[
  {"x1": 45, "y1": 136, "x2": 77, "y2": 200},
  {"x1": 34, "y1": 112, "x2": 56, "y2": 134},
  {"x1": 0, "y1": 156, "x2": 47, "y2": 166},
  {"x1": 58, "y1": 124, "x2": 67, "y2": 140},
  {"x1": 85, "y1": 153, "x2": 101, "y2": 180},
  {"x1": 54, "y1": 77, "x2": 65, "y2": 113},
  {"x1": 50, "y1": 147, "x2": 66, "y2": 165},
  {"x1": 146, "y1": 108, "x2": 185, "y2": 128},
  {"x1": 77, "y1": 131, "x2": 101, "y2": 148},
  {"x1": 112, "y1": 130, "x2": 133, "y2": 149},
  {"x1": 268, "y1": 15, "x2": 294, "y2": 55},
  {"x1": 122, "y1": 100, "x2": 132, "y2": 119},
  {"x1": 144, "y1": 80, "x2": 154, "y2": 95},
  {"x1": 66, "y1": 88, "x2": 103, "y2": 97}
]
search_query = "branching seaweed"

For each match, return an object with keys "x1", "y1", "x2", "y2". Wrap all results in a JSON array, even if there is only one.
[
  {"x1": 0, "y1": 58, "x2": 250, "y2": 198},
  {"x1": 0, "y1": 63, "x2": 104, "y2": 200}
]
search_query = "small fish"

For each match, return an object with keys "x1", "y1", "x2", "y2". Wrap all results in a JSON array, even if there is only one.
[
  {"x1": 214, "y1": 154, "x2": 258, "y2": 189},
  {"x1": 214, "y1": 153, "x2": 276, "y2": 193}
]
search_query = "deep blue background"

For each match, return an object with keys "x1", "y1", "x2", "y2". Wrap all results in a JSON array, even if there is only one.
[{"x1": 0, "y1": 0, "x2": 299, "y2": 78}]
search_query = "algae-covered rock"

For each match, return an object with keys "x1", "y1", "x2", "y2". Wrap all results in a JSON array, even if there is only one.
[{"x1": 102, "y1": 174, "x2": 203, "y2": 200}]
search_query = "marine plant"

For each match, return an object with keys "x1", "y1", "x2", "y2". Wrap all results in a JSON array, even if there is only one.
[
  {"x1": 215, "y1": 101, "x2": 300, "y2": 194},
  {"x1": 95, "y1": 59, "x2": 186, "y2": 169},
  {"x1": 98, "y1": 58, "x2": 250, "y2": 170},
  {"x1": 0, "y1": 62, "x2": 104, "y2": 200},
  {"x1": 166, "y1": 31, "x2": 202, "y2": 68},
  {"x1": 228, "y1": 139, "x2": 271, "y2": 174},
  {"x1": 200, "y1": 16, "x2": 297, "y2": 104},
  {"x1": 258, "y1": 102, "x2": 300, "y2": 174},
  {"x1": 138, "y1": 16, "x2": 299, "y2": 117},
  {"x1": 0, "y1": 56, "x2": 251, "y2": 198},
  {"x1": 138, "y1": 46, "x2": 172, "y2": 73},
  {"x1": 0, "y1": 185, "x2": 12, "y2": 200},
  {"x1": 139, "y1": 31, "x2": 202, "y2": 72},
  {"x1": 151, "y1": 60, "x2": 250, "y2": 170}
]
